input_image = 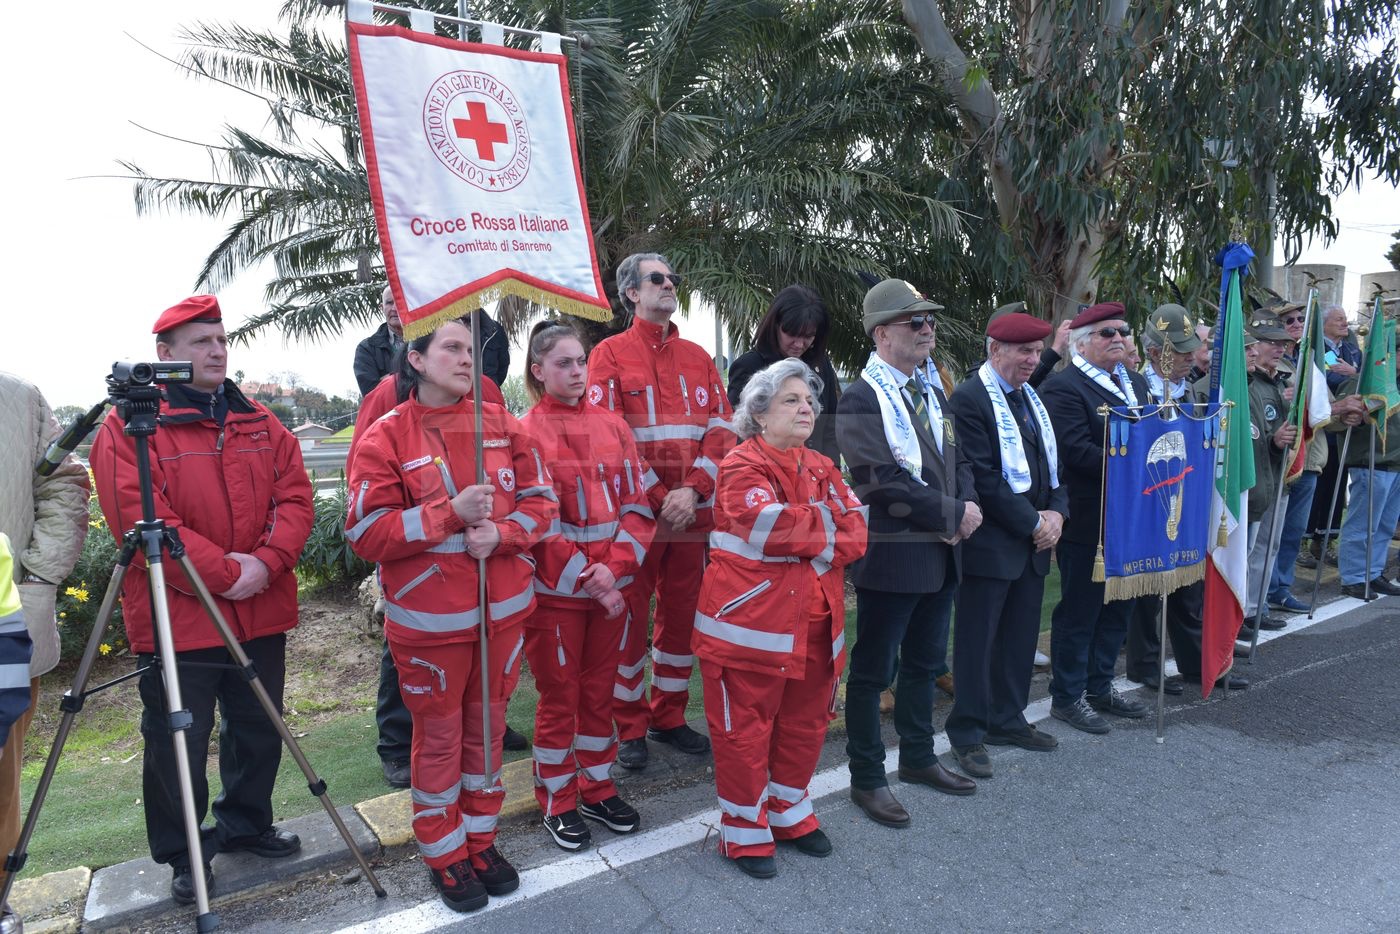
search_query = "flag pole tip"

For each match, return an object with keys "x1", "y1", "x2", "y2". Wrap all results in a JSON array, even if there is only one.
[{"x1": 575, "y1": 32, "x2": 596, "y2": 51}]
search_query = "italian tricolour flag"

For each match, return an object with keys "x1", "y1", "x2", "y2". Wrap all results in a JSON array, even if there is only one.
[
  {"x1": 1202, "y1": 250, "x2": 1256, "y2": 696},
  {"x1": 1284, "y1": 293, "x2": 1333, "y2": 483}
]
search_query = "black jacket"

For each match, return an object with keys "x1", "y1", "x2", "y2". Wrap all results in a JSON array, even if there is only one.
[
  {"x1": 1038, "y1": 363, "x2": 1151, "y2": 546},
  {"x1": 836, "y1": 375, "x2": 975, "y2": 594},
  {"x1": 353, "y1": 323, "x2": 401, "y2": 397},
  {"x1": 727, "y1": 348, "x2": 841, "y2": 465},
  {"x1": 475, "y1": 310, "x2": 511, "y2": 386},
  {"x1": 947, "y1": 376, "x2": 1069, "y2": 580}
]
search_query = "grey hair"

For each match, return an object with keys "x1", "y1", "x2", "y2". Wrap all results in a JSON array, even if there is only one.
[
  {"x1": 1069, "y1": 324, "x2": 1098, "y2": 355},
  {"x1": 616, "y1": 252, "x2": 672, "y2": 313},
  {"x1": 733, "y1": 358, "x2": 824, "y2": 440}
]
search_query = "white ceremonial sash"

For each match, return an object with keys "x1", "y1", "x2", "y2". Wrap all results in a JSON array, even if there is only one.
[
  {"x1": 861, "y1": 354, "x2": 935, "y2": 486},
  {"x1": 977, "y1": 362, "x2": 1059, "y2": 495},
  {"x1": 1072, "y1": 353, "x2": 1139, "y2": 406},
  {"x1": 1142, "y1": 361, "x2": 1186, "y2": 404}
]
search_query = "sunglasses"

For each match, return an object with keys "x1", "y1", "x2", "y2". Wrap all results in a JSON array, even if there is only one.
[
  {"x1": 1282, "y1": 314, "x2": 1305, "y2": 325},
  {"x1": 1094, "y1": 326, "x2": 1132, "y2": 339},
  {"x1": 645, "y1": 271, "x2": 683, "y2": 287},
  {"x1": 900, "y1": 315, "x2": 937, "y2": 332}
]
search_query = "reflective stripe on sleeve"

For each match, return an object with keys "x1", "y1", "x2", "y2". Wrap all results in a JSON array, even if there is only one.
[
  {"x1": 346, "y1": 507, "x2": 390, "y2": 542},
  {"x1": 694, "y1": 613, "x2": 794, "y2": 654},
  {"x1": 401, "y1": 505, "x2": 427, "y2": 542},
  {"x1": 632, "y1": 424, "x2": 705, "y2": 443},
  {"x1": 718, "y1": 796, "x2": 764, "y2": 823}
]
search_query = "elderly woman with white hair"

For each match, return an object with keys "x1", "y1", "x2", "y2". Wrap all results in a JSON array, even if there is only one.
[{"x1": 693, "y1": 358, "x2": 868, "y2": 880}]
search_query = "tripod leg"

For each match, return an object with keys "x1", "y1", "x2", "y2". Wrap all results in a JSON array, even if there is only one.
[
  {"x1": 172, "y1": 551, "x2": 386, "y2": 898},
  {"x1": 146, "y1": 560, "x2": 220, "y2": 930},
  {"x1": 0, "y1": 539, "x2": 137, "y2": 909}
]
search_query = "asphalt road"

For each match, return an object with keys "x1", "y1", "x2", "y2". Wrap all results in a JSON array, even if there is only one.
[{"x1": 162, "y1": 599, "x2": 1400, "y2": 934}]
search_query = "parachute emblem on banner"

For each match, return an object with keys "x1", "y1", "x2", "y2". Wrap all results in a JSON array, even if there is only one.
[{"x1": 1144, "y1": 430, "x2": 1189, "y2": 541}]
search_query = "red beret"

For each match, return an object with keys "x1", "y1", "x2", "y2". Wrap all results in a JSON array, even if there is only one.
[
  {"x1": 987, "y1": 312, "x2": 1052, "y2": 344},
  {"x1": 1069, "y1": 301, "x2": 1126, "y2": 329},
  {"x1": 152, "y1": 295, "x2": 222, "y2": 335}
]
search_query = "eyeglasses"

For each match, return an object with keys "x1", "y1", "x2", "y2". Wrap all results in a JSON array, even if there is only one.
[
  {"x1": 645, "y1": 271, "x2": 683, "y2": 288},
  {"x1": 1094, "y1": 326, "x2": 1132, "y2": 339},
  {"x1": 1282, "y1": 314, "x2": 1305, "y2": 325},
  {"x1": 900, "y1": 315, "x2": 937, "y2": 332}
]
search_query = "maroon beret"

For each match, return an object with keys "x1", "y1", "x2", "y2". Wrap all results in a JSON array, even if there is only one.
[
  {"x1": 1069, "y1": 301, "x2": 1127, "y2": 329},
  {"x1": 152, "y1": 295, "x2": 222, "y2": 335},
  {"x1": 987, "y1": 312, "x2": 1052, "y2": 344}
]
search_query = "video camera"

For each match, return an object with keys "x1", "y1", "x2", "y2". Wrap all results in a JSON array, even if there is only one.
[{"x1": 108, "y1": 361, "x2": 194, "y2": 390}]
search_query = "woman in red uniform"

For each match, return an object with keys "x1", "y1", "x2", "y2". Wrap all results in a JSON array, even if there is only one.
[
  {"x1": 521, "y1": 320, "x2": 656, "y2": 850},
  {"x1": 346, "y1": 316, "x2": 557, "y2": 912},
  {"x1": 695, "y1": 357, "x2": 868, "y2": 879}
]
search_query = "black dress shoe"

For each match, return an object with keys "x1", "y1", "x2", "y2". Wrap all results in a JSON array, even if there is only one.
[
  {"x1": 1183, "y1": 672, "x2": 1249, "y2": 690},
  {"x1": 1340, "y1": 583, "x2": 1380, "y2": 601},
  {"x1": 502, "y1": 725, "x2": 529, "y2": 751},
  {"x1": 382, "y1": 757, "x2": 411, "y2": 789},
  {"x1": 951, "y1": 744, "x2": 992, "y2": 779},
  {"x1": 1257, "y1": 615, "x2": 1288, "y2": 631},
  {"x1": 780, "y1": 827, "x2": 832, "y2": 857},
  {"x1": 734, "y1": 855, "x2": 777, "y2": 879},
  {"x1": 617, "y1": 737, "x2": 649, "y2": 770},
  {"x1": 1369, "y1": 576, "x2": 1400, "y2": 596},
  {"x1": 1130, "y1": 674, "x2": 1184, "y2": 696},
  {"x1": 897, "y1": 760, "x2": 977, "y2": 796},
  {"x1": 849, "y1": 786, "x2": 910, "y2": 828},
  {"x1": 170, "y1": 863, "x2": 213, "y2": 906},
  {"x1": 221, "y1": 827, "x2": 301, "y2": 859},
  {"x1": 984, "y1": 724, "x2": 1058, "y2": 751},
  {"x1": 647, "y1": 724, "x2": 710, "y2": 755}
]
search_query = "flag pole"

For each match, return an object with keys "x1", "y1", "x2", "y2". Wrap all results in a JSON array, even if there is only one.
[
  {"x1": 1308, "y1": 427, "x2": 1352, "y2": 617},
  {"x1": 1364, "y1": 426, "x2": 1377, "y2": 601},
  {"x1": 1245, "y1": 453, "x2": 1289, "y2": 663}
]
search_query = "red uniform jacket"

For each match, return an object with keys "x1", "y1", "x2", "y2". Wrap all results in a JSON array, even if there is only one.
[
  {"x1": 521, "y1": 395, "x2": 657, "y2": 611},
  {"x1": 693, "y1": 437, "x2": 868, "y2": 680},
  {"x1": 91, "y1": 384, "x2": 313, "y2": 653},
  {"x1": 586, "y1": 317, "x2": 736, "y2": 530},
  {"x1": 346, "y1": 394, "x2": 557, "y2": 646},
  {"x1": 348, "y1": 372, "x2": 504, "y2": 469}
]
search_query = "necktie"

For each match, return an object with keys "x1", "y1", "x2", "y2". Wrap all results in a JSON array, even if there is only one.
[
  {"x1": 905, "y1": 378, "x2": 932, "y2": 436},
  {"x1": 1111, "y1": 370, "x2": 1126, "y2": 395},
  {"x1": 1009, "y1": 388, "x2": 1034, "y2": 433}
]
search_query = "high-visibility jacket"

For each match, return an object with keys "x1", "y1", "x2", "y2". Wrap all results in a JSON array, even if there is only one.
[
  {"x1": 693, "y1": 437, "x2": 868, "y2": 680},
  {"x1": 520, "y1": 394, "x2": 657, "y2": 607},
  {"x1": 348, "y1": 372, "x2": 505, "y2": 469},
  {"x1": 346, "y1": 393, "x2": 557, "y2": 646},
  {"x1": 587, "y1": 317, "x2": 736, "y2": 530},
  {"x1": 91, "y1": 383, "x2": 313, "y2": 653}
]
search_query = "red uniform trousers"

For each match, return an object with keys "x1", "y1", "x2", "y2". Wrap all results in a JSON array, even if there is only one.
[
  {"x1": 615, "y1": 527, "x2": 706, "y2": 738},
  {"x1": 700, "y1": 601, "x2": 835, "y2": 859},
  {"x1": 524, "y1": 601, "x2": 624, "y2": 816},
  {"x1": 390, "y1": 623, "x2": 524, "y2": 869}
]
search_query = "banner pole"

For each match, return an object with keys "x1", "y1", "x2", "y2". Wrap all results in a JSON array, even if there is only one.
[
  {"x1": 1246, "y1": 459, "x2": 1289, "y2": 663},
  {"x1": 1364, "y1": 426, "x2": 1377, "y2": 601},
  {"x1": 1155, "y1": 590, "x2": 1167, "y2": 742},
  {"x1": 472, "y1": 309, "x2": 494, "y2": 788},
  {"x1": 1308, "y1": 427, "x2": 1352, "y2": 617}
]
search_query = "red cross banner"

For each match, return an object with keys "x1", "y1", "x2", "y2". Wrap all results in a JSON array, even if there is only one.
[{"x1": 348, "y1": 16, "x2": 611, "y2": 338}]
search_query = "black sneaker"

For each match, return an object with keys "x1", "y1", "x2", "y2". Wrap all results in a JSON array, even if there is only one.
[
  {"x1": 220, "y1": 827, "x2": 301, "y2": 858},
  {"x1": 470, "y1": 845, "x2": 520, "y2": 896},
  {"x1": 617, "y1": 737, "x2": 649, "y2": 770},
  {"x1": 1087, "y1": 687, "x2": 1148, "y2": 719},
  {"x1": 381, "y1": 757, "x2": 411, "y2": 789},
  {"x1": 579, "y1": 795, "x2": 641, "y2": 834},
  {"x1": 647, "y1": 724, "x2": 710, "y2": 755},
  {"x1": 503, "y1": 725, "x2": 529, "y2": 751},
  {"x1": 734, "y1": 855, "x2": 777, "y2": 879},
  {"x1": 429, "y1": 860, "x2": 488, "y2": 913},
  {"x1": 543, "y1": 810, "x2": 592, "y2": 851},
  {"x1": 170, "y1": 863, "x2": 213, "y2": 906},
  {"x1": 952, "y1": 744, "x2": 993, "y2": 778},
  {"x1": 1050, "y1": 695, "x2": 1111, "y2": 734}
]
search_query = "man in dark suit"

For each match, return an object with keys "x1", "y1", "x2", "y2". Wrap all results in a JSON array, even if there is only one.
[
  {"x1": 945, "y1": 312, "x2": 1068, "y2": 778},
  {"x1": 837, "y1": 278, "x2": 980, "y2": 828},
  {"x1": 1039, "y1": 301, "x2": 1151, "y2": 733},
  {"x1": 353, "y1": 286, "x2": 405, "y2": 397}
]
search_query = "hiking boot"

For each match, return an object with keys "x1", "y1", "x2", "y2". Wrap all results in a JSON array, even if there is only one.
[
  {"x1": 428, "y1": 859, "x2": 487, "y2": 913},
  {"x1": 220, "y1": 827, "x2": 301, "y2": 858},
  {"x1": 470, "y1": 845, "x2": 520, "y2": 896},
  {"x1": 381, "y1": 757, "x2": 411, "y2": 789},
  {"x1": 543, "y1": 810, "x2": 591, "y2": 851},
  {"x1": 579, "y1": 795, "x2": 641, "y2": 834},
  {"x1": 170, "y1": 863, "x2": 213, "y2": 906},
  {"x1": 503, "y1": 725, "x2": 529, "y2": 751},
  {"x1": 617, "y1": 737, "x2": 649, "y2": 770},
  {"x1": 647, "y1": 723, "x2": 710, "y2": 755}
]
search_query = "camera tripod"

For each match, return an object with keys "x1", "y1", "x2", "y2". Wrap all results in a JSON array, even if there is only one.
[{"x1": 3, "y1": 373, "x2": 384, "y2": 932}]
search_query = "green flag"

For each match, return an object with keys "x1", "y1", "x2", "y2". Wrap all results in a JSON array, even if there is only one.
[{"x1": 1357, "y1": 295, "x2": 1400, "y2": 447}]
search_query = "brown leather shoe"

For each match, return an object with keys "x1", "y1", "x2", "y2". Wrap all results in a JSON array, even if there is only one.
[
  {"x1": 849, "y1": 786, "x2": 911, "y2": 828},
  {"x1": 897, "y1": 760, "x2": 977, "y2": 796},
  {"x1": 935, "y1": 673, "x2": 955, "y2": 697}
]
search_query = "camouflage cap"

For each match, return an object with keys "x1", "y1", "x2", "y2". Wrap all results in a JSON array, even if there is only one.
[{"x1": 1144, "y1": 303, "x2": 1203, "y2": 353}]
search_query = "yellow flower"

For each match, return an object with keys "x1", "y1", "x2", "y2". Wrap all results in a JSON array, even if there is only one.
[
  {"x1": 89, "y1": 517, "x2": 105, "y2": 529},
  {"x1": 99, "y1": 644, "x2": 112, "y2": 656},
  {"x1": 64, "y1": 586, "x2": 90, "y2": 604}
]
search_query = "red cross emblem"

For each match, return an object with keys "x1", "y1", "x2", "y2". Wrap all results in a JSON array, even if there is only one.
[{"x1": 453, "y1": 101, "x2": 509, "y2": 160}]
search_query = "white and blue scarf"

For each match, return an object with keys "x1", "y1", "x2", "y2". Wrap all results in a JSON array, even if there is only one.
[
  {"x1": 861, "y1": 353, "x2": 943, "y2": 485},
  {"x1": 1072, "y1": 352, "x2": 1139, "y2": 406},
  {"x1": 977, "y1": 362, "x2": 1059, "y2": 494},
  {"x1": 1142, "y1": 360, "x2": 1185, "y2": 404}
]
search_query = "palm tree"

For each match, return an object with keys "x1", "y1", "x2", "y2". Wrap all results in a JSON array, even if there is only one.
[{"x1": 126, "y1": 0, "x2": 987, "y2": 372}]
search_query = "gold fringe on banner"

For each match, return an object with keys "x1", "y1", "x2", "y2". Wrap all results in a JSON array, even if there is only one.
[
  {"x1": 402, "y1": 278, "x2": 612, "y2": 340},
  {"x1": 1103, "y1": 562, "x2": 1206, "y2": 602}
]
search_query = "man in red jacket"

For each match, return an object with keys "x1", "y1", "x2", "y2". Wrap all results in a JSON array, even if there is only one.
[
  {"x1": 588, "y1": 253, "x2": 736, "y2": 769},
  {"x1": 91, "y1": 295, "x2": 314, "y2": 906}
]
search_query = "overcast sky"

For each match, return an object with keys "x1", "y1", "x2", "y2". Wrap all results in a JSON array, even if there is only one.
[{"x1": 2, "y1": 1, "x2": 1395, "y2": 409}]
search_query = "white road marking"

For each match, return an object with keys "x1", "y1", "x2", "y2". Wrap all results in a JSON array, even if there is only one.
[{"x1": 334, "y1": 594, "x2": 1372, "y2": 933}]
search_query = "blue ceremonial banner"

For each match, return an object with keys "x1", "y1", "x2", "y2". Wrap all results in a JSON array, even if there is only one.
[{"x1": 1099, "y1": 404, "x2": 1222, "y2": 600}]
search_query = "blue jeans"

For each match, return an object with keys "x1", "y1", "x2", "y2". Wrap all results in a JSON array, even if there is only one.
[
  {"x1": 1338, "y1": 468, "x2": 1400, "y2": 584},
  {"x1": 1269, "y1": 472, "x2": 1318, "y2": 600},
  {"x1": 1049, "y1": 540, "x2": 1134, "y2": 706}
]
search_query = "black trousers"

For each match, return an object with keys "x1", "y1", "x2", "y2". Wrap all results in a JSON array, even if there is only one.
[
  {"x1": 1126, "y1": 579, "x2": 1204, "y2": 681},
  {"x1": 137, "y1": 633, "x2": 286, "y2": 869},
  {"x1": 1049, "y1": 540, "x2": 1134, "y2": 706},
  {"x1": 376, "y1": 637, "x2": 412, "y2": 762},
  {"x1": 845, "y1": 584, "x2": 956, "y2": 791},
  {"x1": 946, "y1": 570, "x2": 1045, "y2": 748}
]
